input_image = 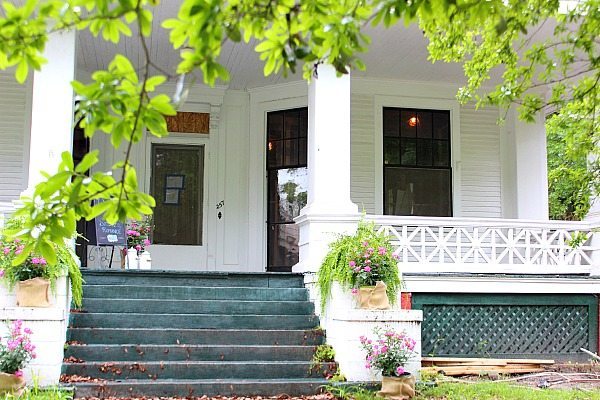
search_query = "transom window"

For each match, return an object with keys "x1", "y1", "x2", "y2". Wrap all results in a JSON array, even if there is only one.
[{"x1": 383, "y1": 107, "x2": 452, "y2": 217}]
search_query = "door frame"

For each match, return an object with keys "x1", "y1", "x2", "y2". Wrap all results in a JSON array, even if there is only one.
[{"x1": 145, "y1": 133, "x2": 210, "y2": 270}]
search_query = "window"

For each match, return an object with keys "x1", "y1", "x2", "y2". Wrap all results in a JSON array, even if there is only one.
[{"x1": 383, "y1": 107, "x2": 452, "y2": 217}]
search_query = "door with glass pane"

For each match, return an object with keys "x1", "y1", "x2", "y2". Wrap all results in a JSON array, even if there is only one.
[
  {"x1": 150, "y1": 143, "x2": 206, "y2": 269},
  {"x1": 266, "y1": 108, "x2": 308, "y2": 272}
]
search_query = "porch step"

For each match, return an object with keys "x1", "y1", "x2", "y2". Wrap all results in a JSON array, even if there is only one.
[
  {"x1": 71, "y1": 379, "x2": 328, "y2": 398},
  {"x1": 67, "y1": 328, "x2": 324, "y2": 346},
  {"x1": 64, "y1": 271, "x2": 330, "y2": 397},
  {"x1": 65, "y1": 345, "x2": 318, "y2": 362},
  {"x1": 81, "y1": 298, "x2": 315, "y2": 315},
  {"x1": 81, "y1": 270, "x2": 305, "y2": 287},
  {"x1": 83, "y1": 285, "x2": 309, "y2": 301}
]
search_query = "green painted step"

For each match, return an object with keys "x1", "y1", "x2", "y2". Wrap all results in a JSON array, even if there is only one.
[
  {"x1": 83, "y1": 285, "x2": 309, "y2": 301},
  {"x1": 81, "y1": 270, "x2": 304, "y2": 288},
  {"x1": 81, "y1": 299, "x2": 314, "y2": 315},
  {"x1": 67, "y1": 328, "x2": 325, "y2": 346},
  {"x1": 65, "y1": 344, "x2": 317, "y2": 362},
  {"x1": 69, "y1": 379, "x2": 329, "y2": 398},
  {"x1": 70, "y1": 313, "x2": 319, "y2": 329},
  {"x1": 63, "y1": 361, "x2": 336, "y2": 380}
]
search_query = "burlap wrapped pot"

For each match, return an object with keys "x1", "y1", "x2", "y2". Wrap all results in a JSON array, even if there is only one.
[
  {"x1": 357, "y1": 280, "x2": 391, "y2": 309},
  {"x1": 377, "y1": 374, "x2": 416, "y2": 400},
  {"x1": 0, "y1": 372, "x2": 26, "y2": 396},
  {"x1": 16, "y1": 277, "x2": 51, "y2": 307}
]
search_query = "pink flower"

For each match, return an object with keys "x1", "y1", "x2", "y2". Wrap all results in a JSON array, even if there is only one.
[
  {"x1": 135, "y1": 244, "x2": 142, "y2": 251},
  {"x1": 365, "y1": 363, "x2": 371, "y2": 369},
  {"x1": 351, "y1": 288, "x2": 358, "y2": 295},
  {"x1": 365, "y1": 259, "x2": 371, "y2": 264},
  {"x1": 392, "y1": 253, "x2": 400, "y2": 260},
  {"x1": 143, "y1": 239, "x2": 151, "y2": 246},
  {"x1": 363, "y1": 266, "x2": 371, "y2": 272},
  {"x1": 13, "y1": 371, "x2": 23, "y2": 377},
  {"x1": 31, "y1": 257, "x2": 39, "y2": 264},
  {"x1": 359, "y1": 335, "x2": 367, "y2": 343},
  {"x1": 14, "y1": 248, "x2": 22, "y2": 255},
  {"x1": 349, "y1": 260, "x2": 356, "y2": 268},
  {"x1": 396, "y1": 366, "x2": 405, "y2": 376},
  {"x1": 0, "y1": 270, "x2": 4, "y2": 278},
  {"x1": 3, "y1": 247, "x2": 10, "y2": 255},
  {"x1": 7, "y1": 340, "x2": 17, "y2": 351},
  {"x1": 367, "y1": 247, "x2": 374, "y2": 254},
  {"x1": 362, "y1": 241, "x2": 369, "y2": 247},
  {"x1": 39, "y1": 258, "x2": 47, "y2": 265},
  {"x1": 380, "y1": 345, "x2": 388, "y2": 353},
  {"x1": 378, "y1": 247, "x2": 387, "y2": 255}
]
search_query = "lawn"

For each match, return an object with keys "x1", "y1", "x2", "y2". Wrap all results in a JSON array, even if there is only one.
[
  {"x1": 415, "y1": 382, "x2": 600, "y2": 399},
  {"x1": 0, "y1": 387, "x2": 72, "y2": 400}
]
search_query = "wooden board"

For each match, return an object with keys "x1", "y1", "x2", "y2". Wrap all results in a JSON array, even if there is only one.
[{"x1": 422, "y1": 357, "x2": 555, "y2": 365}]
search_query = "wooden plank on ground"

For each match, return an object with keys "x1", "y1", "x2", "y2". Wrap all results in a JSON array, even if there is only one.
[{"x1": 422, "y1": 357, "x2": 554, "y2": 365}]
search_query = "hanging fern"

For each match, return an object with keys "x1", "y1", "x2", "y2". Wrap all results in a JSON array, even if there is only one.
[{"x1": 317, "y1": 220, "x2": 401, "y2": 312}]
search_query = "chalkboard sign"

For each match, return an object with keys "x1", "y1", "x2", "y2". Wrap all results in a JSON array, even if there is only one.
[{"x1": 86, "y1": 217, "x2": 127, "y2": 246}]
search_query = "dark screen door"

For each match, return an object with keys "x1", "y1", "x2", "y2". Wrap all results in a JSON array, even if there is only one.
[{"x1": 266, "y1": 108, "x2": 308, "y2": 272}]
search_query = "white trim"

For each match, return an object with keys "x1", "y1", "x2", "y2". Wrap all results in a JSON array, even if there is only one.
[
  {"x1": 405, "y1": 275, "x2": 600, "y2": 294},
  {"x1": 402, "y1": 263, "x2": 591, "y2": 275},
  {"x1": 248, "y1": 85, "x2": 308, "y2": 270},
  {"x1": 372, "y1": 95, "x2": 462, "y2": 216}
]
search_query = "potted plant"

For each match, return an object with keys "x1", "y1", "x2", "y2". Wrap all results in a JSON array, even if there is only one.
[
  {"x1": 0, "y1": 217, "x2": 83, "y2": 308},
  {"x1": 317, "y1": 220, "x2": 401, "y2": 311},
  {"x1": 0, "y1": 320, "x2": 36, "y2": 395},
  {"x1": 126, "y1": 217, "x2": 152, "y2": 270},
  {"x1": 360, "y1": 327, "x2": 417, "y2": 399}
]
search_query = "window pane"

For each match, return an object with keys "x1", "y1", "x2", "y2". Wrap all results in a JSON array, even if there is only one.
[
  {"x1": 268, "y1": 223, "x2": 300, "y2": 271},
  {"x1": 298, "y1": 138, "x2": 307, "y2": 165},
  {"x1": 416, "y1": 112, "x2": 432, "y2": 138},
  {"x1": 268, "y1": 113, "x2": 283, "y2": 140},
  {"x1": 299, "y1": 110, "x2": 308, "y2": 138},
  {"x1": 283, "y1": 139, "x2": 299, "y2": 166},
  {"x1": 417, "y1": 139, "x2": 433, "y2": 166},
  {"x1": 384, "y1": 138, "x2": 400, "y2": 165},
  {"x1": 284, "y1": 110, "x2": 300, "y2": 138},
  {"x1": 383, "y1": 108, "x2": 400, "y2": 136},
  {"x1": 151, "y1": 145, "x2": 203, "y2": 245},
  {"x1": 433, "y1": 111, "x2": 450, "y2": 139},
  {"x1": 384, "y1": 167, "x2": 452, "y2": 217},
  {"x1": 433, "y1": 140, "x2": 450, "y2": 167},
  {"x1": 400, "y1": 110, "x2": 417, "y2": 137},
  {"x1": 267, "y1": 140, "x2": 284, "y2": 169},
  {"x1": 400, "y1": 138, "x2": 417, "y2": 166}
]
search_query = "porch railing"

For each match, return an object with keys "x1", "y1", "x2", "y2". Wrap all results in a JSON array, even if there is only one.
[{"x1": 366, "y1": 215, "x2": 600, "y2": 275}]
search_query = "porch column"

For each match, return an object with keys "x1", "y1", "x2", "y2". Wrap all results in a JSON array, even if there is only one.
[
  {"x1": 513, "y1": 113, "x2": 549, "y2": 220},
  {"x1": 26, "y1": 30, "x2": 76, "y2": 190},
  {"x1": 294, "y1": 65, "x2": 360, "y2": 277}
]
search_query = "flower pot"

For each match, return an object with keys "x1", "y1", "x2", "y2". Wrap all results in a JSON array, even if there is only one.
[
  {"x1": 126, "y1": 248, "x2": 139, "y2": 269},
  {"x1": 138, "y1": 250, "x2": 152, "y2": 270},
  {"x1": 16, "y1": 277, "x2": 51, "y2": 307},
  {"x1": 0, "y1": 372, "x2": 26, "y2": 396},
  {"x1": 378, "y1": 374, "x2": 416, "y2": 400},
  {"x1": 357, "y1": 281, "x2": 390, "y2": 309}
]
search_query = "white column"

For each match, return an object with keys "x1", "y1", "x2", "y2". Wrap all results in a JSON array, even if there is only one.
[
  {"x1": 26, "y1": 30, "x2": 76, "y2": 190},
  {"x1": 294, "y1": 65, "x2": 360, "y2": 279},
  {"x1": 513, "y1": 112, "x2": 549, "y2": 220}
]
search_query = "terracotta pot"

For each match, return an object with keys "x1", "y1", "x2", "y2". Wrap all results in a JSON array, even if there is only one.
[
  {"x1": 0, "y1": 372, "x2": 26, "y2": 396},
  {"x1": 16, "y1": 277, "x2": 51, "y2": 307},
  {"x1": 378, "y1": 374, "x2": 416, "y2": 399},
  {"x1": 357, "y1": 281, "x2": 390, "y2": 309}
]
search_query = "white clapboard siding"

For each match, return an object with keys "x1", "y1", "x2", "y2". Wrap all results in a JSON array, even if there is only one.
[
  {"x1": 351, "y1": 93, "x2": 376, "y2": 213},
  {"x1": 0, "y1": 71, "x2": 30, "y2": 203},
  {"x1": 459, "y1": 103, "x2": 502, "y2": 217}
]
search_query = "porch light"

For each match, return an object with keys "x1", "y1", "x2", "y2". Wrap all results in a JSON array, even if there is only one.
[{"x1": 407, "y1": 116, "x2": 419, "y2": 127}]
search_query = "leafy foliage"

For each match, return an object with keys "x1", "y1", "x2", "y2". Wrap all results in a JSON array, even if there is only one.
[
  {"x1": 0, "y1": 320, "x2": 36, "y2": 375},
  {"x1": 0, "y1": 217, "x2": 83, "y2": 308},
  {"x1": 0, "y1": 0, "x2": 598, "y2": 266},
  {"x1": 359, "y1": 326, "x2": 416, "y2": 377},
  {"x1": 317, "y1": 220, "x2": 401, "y2": 312}
]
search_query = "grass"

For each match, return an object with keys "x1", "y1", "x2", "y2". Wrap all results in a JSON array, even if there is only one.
[
  {"x1": 1, "y1": 386, "x2": 72, "y2": 400},
  {"x1": 326, "y1": 382, "x2": 600, "y2": 400}
]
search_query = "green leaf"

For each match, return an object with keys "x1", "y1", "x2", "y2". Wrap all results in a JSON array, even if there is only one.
[
  {"x1": 15, "y1": 59, "x2": 28, "y2": 83},
  {"x1": 75, "y1": 150, "x2": 99, "y2": 173}
]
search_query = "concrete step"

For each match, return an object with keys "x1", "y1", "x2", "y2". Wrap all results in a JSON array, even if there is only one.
[
  {"x1": 70, "y1": 313, "x2": 319, "y2": 329},
  {"x1": 83, "y1": 285, "x2": 309, "y2": 301},
  {"x1": 63, "y1": 361, "x2": 336, "y2": 380},
  {"x1": 81, "y1": 299, "x2": 314, "y2": 315},
  {"x1": 65, "y1": 344, "x2": 317, "y2": 362},
  {"x1": 69, "y1": 378, "x2": 329, "y2": 398},
  {"x1": 81, "y1": 270, "x2": 305, "y2": 288},
  {"x1": 67, "y1": 328, "x2": 325, "y2": 346}
]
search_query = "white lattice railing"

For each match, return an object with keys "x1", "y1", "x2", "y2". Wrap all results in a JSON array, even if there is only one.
[{"x1": 366, "y1": 215, "x2": 600, "y2": 274}]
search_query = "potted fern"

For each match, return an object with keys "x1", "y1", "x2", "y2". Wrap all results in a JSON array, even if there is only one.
[
  {"x1": 0, "y1": 217, "x2": 83, "y2": 308},
  {"x1": 317, "y1": 220, "x2": 401, "y2": 312}
]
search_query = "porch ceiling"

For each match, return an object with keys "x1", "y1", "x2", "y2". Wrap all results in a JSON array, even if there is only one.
[{"x1": 76, "y1": 2, "x2": 468, "y2": 89}]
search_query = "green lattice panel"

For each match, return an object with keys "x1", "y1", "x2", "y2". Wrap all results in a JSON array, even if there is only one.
[{"x1": 412, "y1": 294, "x2": 598, "y2": 359}]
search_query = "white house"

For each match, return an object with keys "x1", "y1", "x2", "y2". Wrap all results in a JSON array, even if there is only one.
[{"x1": 1, "y1": 2, "x2": 599, "y2": 365}]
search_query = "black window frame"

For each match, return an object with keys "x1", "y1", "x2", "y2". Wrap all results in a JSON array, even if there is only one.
[{"x1": 382, "y1": 107, "x2": 453, "y2": 217}]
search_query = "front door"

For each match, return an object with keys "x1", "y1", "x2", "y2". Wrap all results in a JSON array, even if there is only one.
[
  {"x1": 266, "y1": 108, "x2": 308, "y2": 272},
  {"x1": 149, "y1": 143, "x2": 207, "y2": 269}
]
